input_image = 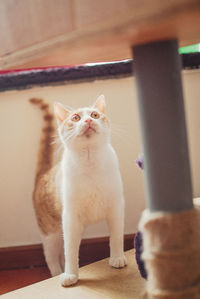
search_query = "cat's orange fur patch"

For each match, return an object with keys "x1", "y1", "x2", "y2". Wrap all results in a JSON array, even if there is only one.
[
  {"x1": 33, "y1": 165, "x2": 62, "y2": 235},
  {"x1": 30, "y1": 98, "x2": 61, "y2": 235}
]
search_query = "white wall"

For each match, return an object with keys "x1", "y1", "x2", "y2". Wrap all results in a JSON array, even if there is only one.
[
  {"x1": 183, "y1": 70, "x2": 200, "y2": 197},
  {"x1": 0, "y1": 70, "x2": 199, "y2": 247}
]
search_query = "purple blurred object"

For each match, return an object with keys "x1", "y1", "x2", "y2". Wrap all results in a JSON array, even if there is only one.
[
  {"x1": 136, "y1": 153, "x2": 144, "y2": 170},
  {"x1": 135, "y1": 155, "x2": 147, "y2": 278},
  {"x1": 134, "y1": 231, "x2": 147, "y2": 279}
]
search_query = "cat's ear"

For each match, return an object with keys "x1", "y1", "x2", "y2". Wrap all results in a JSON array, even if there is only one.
[
  {"x1": 93, "y1": 95, "x2": 106, "y2": 113},
  {"x1": 54, "y1": 102, "x2": 71, "y2": 123}
]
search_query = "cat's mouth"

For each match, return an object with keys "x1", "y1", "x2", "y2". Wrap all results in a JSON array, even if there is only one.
[{"x1": 83, "y1": 124, "x2": 96, "y2": 137}]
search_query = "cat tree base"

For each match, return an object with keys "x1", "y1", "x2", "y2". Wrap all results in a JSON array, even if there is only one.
[{"x1": 139, "y1": 208, "x2": 200, "y2": 298}]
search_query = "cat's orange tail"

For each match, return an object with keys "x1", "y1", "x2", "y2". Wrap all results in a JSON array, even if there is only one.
[{"x1": 30, "y1": 98, "x2": 55, "y2": 181}]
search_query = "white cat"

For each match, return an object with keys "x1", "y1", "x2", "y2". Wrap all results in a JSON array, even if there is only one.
[{"x1": 31, "y1": 95, "x2": 127, "y2": 287}]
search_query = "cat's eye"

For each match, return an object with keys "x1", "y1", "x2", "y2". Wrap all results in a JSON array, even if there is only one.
[
  {"x1": 71, "y1": 114, "x2": 81, "y2": 122},
  {"x1": 91, "y1": 111, "x2": 100, "y2": 119}
]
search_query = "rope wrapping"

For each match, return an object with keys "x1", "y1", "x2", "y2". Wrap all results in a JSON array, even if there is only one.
[{"x1": 139, "y1": 209, "x2": 200, "y2": 298}]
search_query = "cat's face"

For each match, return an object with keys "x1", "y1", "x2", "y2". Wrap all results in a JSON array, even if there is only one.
[{"x1": 54, "y1": 95, "x2": 110, "y2": 149}]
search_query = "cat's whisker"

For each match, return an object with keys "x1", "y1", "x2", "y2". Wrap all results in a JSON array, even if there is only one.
[
  {"x1": 49, "y1": 132, "x2": 60, "y2": 144},
  {"x1": 64, "y1": 131, "x2": 76, "y2": 141},
  {"x1": 111, "y1": 122, "x2": 129, "y2": 131},
  {"x1": 111, "y1": 124, "x2": 129, "y2": 137},
  {"x1": 51, "y1": 135, "x2": 61, "y2": 145},
  {"x1": 111, "y1": 123, "x2": 133, "y2": 147}
]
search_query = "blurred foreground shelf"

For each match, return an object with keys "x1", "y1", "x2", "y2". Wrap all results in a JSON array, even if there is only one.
[
  {"x1": 1, "y1": 249, "x2": 145, "y2": 299},
  {"x1": 0, "y1": 0, "x2": 200, "y2": 69}
]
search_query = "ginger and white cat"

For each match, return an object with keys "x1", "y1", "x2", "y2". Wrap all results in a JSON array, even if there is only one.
[{"x1": 31, "y1": 95, "x2": 127, "y2": 286}]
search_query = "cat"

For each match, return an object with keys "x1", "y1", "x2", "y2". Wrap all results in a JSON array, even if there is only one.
[{"x1": 30, "y1": 95, "x2": 127, "y2": 287}]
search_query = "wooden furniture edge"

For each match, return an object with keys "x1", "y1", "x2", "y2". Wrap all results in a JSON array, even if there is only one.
[
  {"x1": 1, "y1": 249, "x2": 145, "y2": 299},
  {"x1": 0, "y1": 54, "x2": 199, "y2": 93}
]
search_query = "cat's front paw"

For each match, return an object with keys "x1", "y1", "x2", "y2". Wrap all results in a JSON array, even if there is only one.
[
  {"x1": 109, "y1": 255, "x2": 127, "y2": 268},
  {"x1": 60, "y1": 273, "x2": 78, "y2": 287}
]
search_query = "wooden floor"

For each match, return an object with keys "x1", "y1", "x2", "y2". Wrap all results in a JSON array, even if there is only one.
[
  {"x1": 1, "y1": 250, "x2": 145, "y2": 299},
  {"x1": 0, "y1": 236, "x2": 135, "y2": 295},
  {"x1": 0, "y1": 266, "x2": 51, "y2": 295}
]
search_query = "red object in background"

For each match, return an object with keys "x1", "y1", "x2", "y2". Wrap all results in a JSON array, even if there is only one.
[{"x1": 0, "y1": 65, "x2": 75, "y2": 75}]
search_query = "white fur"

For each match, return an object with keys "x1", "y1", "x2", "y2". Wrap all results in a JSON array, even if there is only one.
[
  {"x1": 41, "y1": 230, "x2": 64, "y2": 276},
  {"x1": 55, "y1": 99, "x2": 127, "y2": 286}
]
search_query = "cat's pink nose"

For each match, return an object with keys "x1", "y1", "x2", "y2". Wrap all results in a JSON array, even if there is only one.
[{"x1": 85, "y1": 119, "x2": 92, "y2": 124}]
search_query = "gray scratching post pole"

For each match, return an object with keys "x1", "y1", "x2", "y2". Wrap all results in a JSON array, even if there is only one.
[
  {"x1": 132, "y1": 40, "x2": 200, "y2": 298},
  {"x1": 133, "y1": 39, "x2": 193, "y2": 213}
]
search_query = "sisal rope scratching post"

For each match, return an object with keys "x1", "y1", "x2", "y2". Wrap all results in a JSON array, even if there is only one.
[{"x1": 139, "y1": 208, "x2": 200, "y2": 298}]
